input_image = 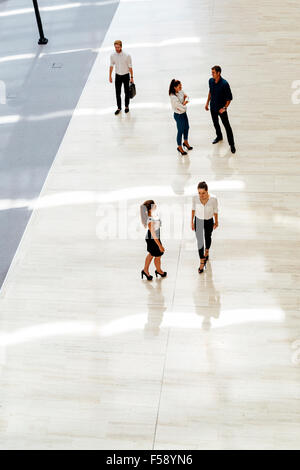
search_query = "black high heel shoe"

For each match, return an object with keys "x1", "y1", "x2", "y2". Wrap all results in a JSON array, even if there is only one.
[
  {"x1": 183, "y1": 142, "x2": 193, "y2": 150},
  {"x1": 204, "y1": 254, "x2": 209, "y2": 264},
  {"x1": 141, "y1": 270, "x2": 153, "y2": 281},
  {"x1": 198, "y1": 261, "x2": 206, "y2": 274},
  {"x1": 177, "y1": 147, "x2": 187, "y2": 156},
  {"x1": 155, "y1": 270, "x2": 167, "y2": 278}
]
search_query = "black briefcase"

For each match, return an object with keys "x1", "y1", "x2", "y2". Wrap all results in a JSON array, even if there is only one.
[{"x1": 129, "y1": 82, "x2": 136, "y2": 99}]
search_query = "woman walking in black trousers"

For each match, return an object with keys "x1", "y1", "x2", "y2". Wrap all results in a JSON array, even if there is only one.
[
  {"x1": 191, "y1": 182, "x2": 219, "y2": 274},
  {"x1": 140, "y1": 200, "x2": 167, "y2": 281},
  {"x1": 169, "y1": 79, "x2": 193, "y2": 156}
]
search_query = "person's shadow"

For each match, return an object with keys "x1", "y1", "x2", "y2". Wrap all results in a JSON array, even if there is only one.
[
  {"x1": 143, "y1": 279, "x2": 167, "y2": 337},
  {"x1": 171, "y1": 155, "x2": 191, "y2": 196},
  {"x1": 193, "y1": 262, "x2": 221, "y2": 330},
  {"x1": 207, "y1": 143, "x2": 237, "y2": 180}
]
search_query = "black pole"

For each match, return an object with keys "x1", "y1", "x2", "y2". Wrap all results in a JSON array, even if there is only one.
[{"x1": 32, "y1": 0, "x2": 48, "y2": 45}]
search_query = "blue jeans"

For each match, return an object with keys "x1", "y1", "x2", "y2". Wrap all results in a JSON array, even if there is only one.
[{"x1": 174, "y1": 112, "x2": 189, "y2": 146}]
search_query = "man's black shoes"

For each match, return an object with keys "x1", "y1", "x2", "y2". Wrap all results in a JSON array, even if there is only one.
[
  {"x1": 115, "y1": 109, "x2": 121, "y2": 115},
  {"x1": 231, "y1": 146, "x2": 236, "y2": 154},
  {"x1": 125, "y1": 108, "x2": 129, "y2": 113},
  {"x1": 212, "y1": 137, "x2": 223, "y2": 144}
]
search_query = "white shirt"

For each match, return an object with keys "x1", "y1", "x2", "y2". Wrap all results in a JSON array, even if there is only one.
[
  {"x1": 192, "y1": 194, "x2": 218, "y2": 220},
  {"x1": 110, "y1": 51, "x2": 132, "y2": 75},
  {"x1": 170, "y1": 90, "x2": 187, "y2": 114},
  {"x1": 147, "y1": 214, "x2": 161, "y2": 232}
]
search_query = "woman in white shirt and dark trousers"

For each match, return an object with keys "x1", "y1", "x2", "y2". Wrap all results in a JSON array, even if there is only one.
[
  {"x1": 191, "y1": 182, "x2": 219, "y2": 273},
  {"x1": 169, "y1": 79, "x2": 193, "y2": 156},
  {"x1": 140, "y1": 200, "x2": 167, "y2": 281}
]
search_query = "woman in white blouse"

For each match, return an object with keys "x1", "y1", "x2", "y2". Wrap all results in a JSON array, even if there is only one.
[
  {"x1": 191, "y1": 181, "x2": 219, "y2": 273},
  {"x1": 140, "y1": 200, "x2": 167, "y2": 281},
  {"x1": 169, "y1": 79, "x2": 193, "y2": 156}
]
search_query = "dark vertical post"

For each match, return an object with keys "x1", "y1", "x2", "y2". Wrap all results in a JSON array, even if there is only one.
[{"x1": 32, "y1": 0, "x2": 48, "y2": 44}]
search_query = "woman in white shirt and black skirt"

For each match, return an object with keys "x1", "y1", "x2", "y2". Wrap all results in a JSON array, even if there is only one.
[
  {"x1": 140, "y1": 200, "x2": 167, "y2": 281},
  {"x1": 169, "y1": 79, "x2": 193, "y2": 156},
  {"x1": 191, "y1": 181, "x2": 219, "y2": 273}
]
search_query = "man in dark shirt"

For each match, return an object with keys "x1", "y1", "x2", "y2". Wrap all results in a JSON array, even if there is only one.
[{"x1": 205, "y1": 65, "x2": 236, "y2": 153}]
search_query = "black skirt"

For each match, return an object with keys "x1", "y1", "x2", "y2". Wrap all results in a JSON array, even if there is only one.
[{"x1": 146, "y1": 229, "x2": 164, "y2": 257}]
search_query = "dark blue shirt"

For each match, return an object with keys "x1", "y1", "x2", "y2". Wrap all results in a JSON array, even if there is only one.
[{"x1": 209, "y1": 77, "x2": 233, "y2": 111}]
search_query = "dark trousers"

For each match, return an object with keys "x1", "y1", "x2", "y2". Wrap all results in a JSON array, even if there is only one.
[
  {"x1": 174, "y1": 112, "x2": 189, "y2": 146},
  {"x1": 210, "y1": 109, "x2": 234, "y2": 146},
  {"x1": 195, "y1": 217, "x2": 214, "y2": 259},
  {"x1": 115, "y1": 73, "x2": 130, "y2": 109}
]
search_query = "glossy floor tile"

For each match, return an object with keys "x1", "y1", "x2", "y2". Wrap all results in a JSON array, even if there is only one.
[{"x1": 0, "y1": 0, "x2": 300, "y2": 450}]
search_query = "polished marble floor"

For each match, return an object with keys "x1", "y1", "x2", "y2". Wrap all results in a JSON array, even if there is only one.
[{"x1": 0, "y1": 0, "x2": 300, "y2": 450}]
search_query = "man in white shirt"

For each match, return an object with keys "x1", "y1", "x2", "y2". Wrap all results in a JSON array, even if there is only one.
[{"x1": 109, "y1": 40, "x2": 134, "y2": 115}]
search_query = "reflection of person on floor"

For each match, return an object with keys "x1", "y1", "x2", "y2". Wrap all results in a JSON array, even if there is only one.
[
  {"x1": 169, "y1": 79, "x2": 193, "y2": 156},
  {"x1": 193, "y1": 263, "x2": 221, "y2": 330},
  {"x1": 191, "y1": 181, "x2": 218, "y2": 274},
  {"x1": 291, "y1": 339, "x2": 300, "y2": 365},
  {"x1": 144, "y1": 281, "x2": 166, "y2": 337},
  {"x1": 171, "y1": 157, "x2": 191, "y2": 196},
  {"x1": 140, "y1": 200, "x2": 167, "y2": 281},
  {"x1": 205, "y1": 65, "x2": 236, "y2": 154},
  {"x1": 109, "y1": 40, "x2": 134, "y2": 115}
]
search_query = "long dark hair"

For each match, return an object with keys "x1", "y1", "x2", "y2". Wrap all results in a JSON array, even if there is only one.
[
  {"x1": 198, "y1": 181, "x2": 208, "y2": 191},
  {"x1": 140, "y1": 200, "x2": 155, "y2": 227},
  {"x1": 169, "y1": 79, "x2": 181, "y2": 95}
]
